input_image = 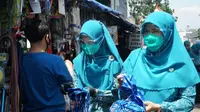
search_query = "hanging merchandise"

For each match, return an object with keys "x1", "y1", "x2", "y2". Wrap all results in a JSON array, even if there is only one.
[
  {"x1": 58, "y1": 0, "x2": 65, "y2": 16},
  {"x1": 49, "y1": 0, "x2": 61, "y2": 16},
  {"x1": 13, "y1": 0, "x2": 22, "y2": 26},
  {"x1": 64, "y1": 11, "x2": 69, "y2": 31},
  {"x1": 45, "y1": 0, "x2": 51, "y2": 12},
  {"x1": 70, "y1": 7, "x2": 81, "y2": 34},
  {"x1": 49, "y1": 17, "x2": 65, "y2": 54},
  {"x1": 10, "y1": 34, "x2": 20, "y2": 112},
  {"x1": 29, "y1": 0, "x2": 42, "y2": 14},
  {"x1": 0, "y1": 33, "x2": 20, "y2": 112},
  {"x1": 0, "y1": 53, "x2": 9, "y2": 112},
  {"x1": 16, "y1": 34, "x2": 24, "y2": 112}
]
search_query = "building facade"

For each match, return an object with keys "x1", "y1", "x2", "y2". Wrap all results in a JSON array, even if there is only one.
[{"x1": 111, "y1": 0, "x2": 128, "y2": 19}]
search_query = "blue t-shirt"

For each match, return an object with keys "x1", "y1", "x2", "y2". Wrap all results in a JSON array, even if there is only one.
[{"x1": 20, "y1": 52, "x2": 72, "y2": 112}]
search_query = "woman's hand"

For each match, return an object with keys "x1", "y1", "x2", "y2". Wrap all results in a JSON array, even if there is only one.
[
  {"x1": 89, "y1": 87, "x2": 98, "y2": 97},
  {"x1": 144, "y1": 101, "x2": 161, "y2": 112},
  {"x1": 117, "y1": 74, "x2": 124, "y2": 88}
]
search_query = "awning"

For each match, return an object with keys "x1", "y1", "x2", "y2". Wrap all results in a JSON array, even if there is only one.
[
  {"x1": 81, "y1": 0, "x2": 138, "y2": 32},
  {"x1": 108, "y1": 13, "x2": 139, "y2": 32},
  {"x1": 83, "y1": 0, "x2": 121, "y2": 16}
]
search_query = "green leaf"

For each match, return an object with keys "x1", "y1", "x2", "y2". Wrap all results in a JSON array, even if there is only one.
[{"x1": 129, "y1": 0, "x2": 175, "y2": 24}]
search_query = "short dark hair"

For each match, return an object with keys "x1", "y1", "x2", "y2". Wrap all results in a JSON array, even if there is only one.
[{"x1": 24, "y1": 19, "x2": 49, "y2": 43}]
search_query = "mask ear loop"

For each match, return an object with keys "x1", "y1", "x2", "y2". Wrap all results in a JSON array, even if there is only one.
[{"x1": 45, "y1": 34, "x2": 51, "y2": 51}]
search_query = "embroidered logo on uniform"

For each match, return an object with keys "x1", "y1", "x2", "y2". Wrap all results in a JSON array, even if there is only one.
[{"x1": 169, "y1": 68, "x2": 174, "y2": 72}]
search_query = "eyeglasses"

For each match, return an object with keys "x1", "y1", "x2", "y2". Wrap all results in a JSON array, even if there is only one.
[
  {"x1": 142, "y1": 28, "x2": 161, "y2": 36},
  {"x1": 78, "y1": 34, "x2": 104, "y2": 45},
  {"x1": 77, "y1": 22, "x2": 105, "y2": 45},
  {"x1": 142, "y1": 27, "x2": 173, "y2": 37}
]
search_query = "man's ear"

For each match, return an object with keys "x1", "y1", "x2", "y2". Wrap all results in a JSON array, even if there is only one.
[{"x1": 45, "y1": 34, "x2": 49, "y2": 42}]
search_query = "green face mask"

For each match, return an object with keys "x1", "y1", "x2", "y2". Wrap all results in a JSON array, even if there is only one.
[
  {"x1": 81, "y1": 43, "x2": 100, "y2": 55},
  {"x1": 144, "y1": 34, "x2": 164, "y2": 52}
]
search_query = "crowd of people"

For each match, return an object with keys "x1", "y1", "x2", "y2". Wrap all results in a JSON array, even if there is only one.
[
  {"x1": 184, "y1": 40, "x2": 200, "y2": 104},
  {"x1": 20, "y1": 11, "x2": 200, "y2": 112}
]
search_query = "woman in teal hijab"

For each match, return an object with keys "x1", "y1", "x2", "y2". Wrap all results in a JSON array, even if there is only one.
[
  {"x1": 73, "y1": 20, "x2": 123, "y2": 111},
  {"x1": 184, "y1": 40, "x2": 196, "y2": 59},
  {"x1": 123, "y1": 11, "x2": 200, "y2": 112}
]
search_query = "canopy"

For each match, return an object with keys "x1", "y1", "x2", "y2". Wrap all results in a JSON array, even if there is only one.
[{"x1": 83, "y1": 0, "x2": 121, "y2": 16}]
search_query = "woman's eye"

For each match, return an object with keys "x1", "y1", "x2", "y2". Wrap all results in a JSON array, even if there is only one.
[
  {"x1": 152, "y1": 30, "x2": 160, "y2": 33},
  {"x1": 87, "y1": 41, "x2": 94, "y2": 44}
]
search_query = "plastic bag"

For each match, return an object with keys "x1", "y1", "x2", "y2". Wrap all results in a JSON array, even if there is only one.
[
  {"x1": 67, "y1": 88, "x2": 90, "y2": 112},
  {"x1": 110, "y1": 74, "x2": 145, "y2": 112}
]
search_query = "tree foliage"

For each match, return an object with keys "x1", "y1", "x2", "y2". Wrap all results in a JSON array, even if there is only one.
[{"x1": 129, "y1": 0, "x2": 174, "y2": 24}]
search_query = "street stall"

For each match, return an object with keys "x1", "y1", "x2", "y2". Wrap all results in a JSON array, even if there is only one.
[
  {"x1": 0, "y1": 0, "x2": 77, "y2": 111},
  {"x1": 0, "y1": 0, "x2": 24, "y2": 111}
]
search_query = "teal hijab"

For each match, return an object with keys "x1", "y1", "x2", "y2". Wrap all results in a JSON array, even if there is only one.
[
  {"x1": 123, "y1": 11, "x2": 200, "y2": 91},
  {"x1": 73, "y1": 20, "x2": 123, "y2": 90}
]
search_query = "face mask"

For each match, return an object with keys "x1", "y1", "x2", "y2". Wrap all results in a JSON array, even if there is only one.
[
  {"x1": 144, "y1": 34, "x2": 164, "y2": 52},
  {"x1": 81, "y1": 43, "x2": 100, "y2": 55}
]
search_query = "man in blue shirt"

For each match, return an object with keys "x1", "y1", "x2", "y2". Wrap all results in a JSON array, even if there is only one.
[{"x1": 20, "y1": 18, "x2": 73, "y2": 112}]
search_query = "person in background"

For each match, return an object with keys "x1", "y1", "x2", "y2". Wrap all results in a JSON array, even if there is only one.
[
  {"x1": 21, "y1": 18, "x2": 73, "y2": 112},
  {"x1": 190, "y1": 41, "x2": 200, "y2": 103},
  {"x1": 184, "y1": 40, "x2": 196, "y2": 60},
  {"x1": 184, "y1": 40, "x2": 191, "y2": 51},
  {"x1": 73, "y1": 20, "x2": 123, "y2": 112},
  {"x1": 191, "y1": 41, "x2": 200, "y2": 69},
  {"x1": 123, "y1": 11, "x2": 200, "y2": 112}
]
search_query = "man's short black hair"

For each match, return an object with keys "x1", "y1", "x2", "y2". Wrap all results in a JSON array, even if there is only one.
[{"x1": 24, "y1": 19, "x2": 49, "y2": 43}]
